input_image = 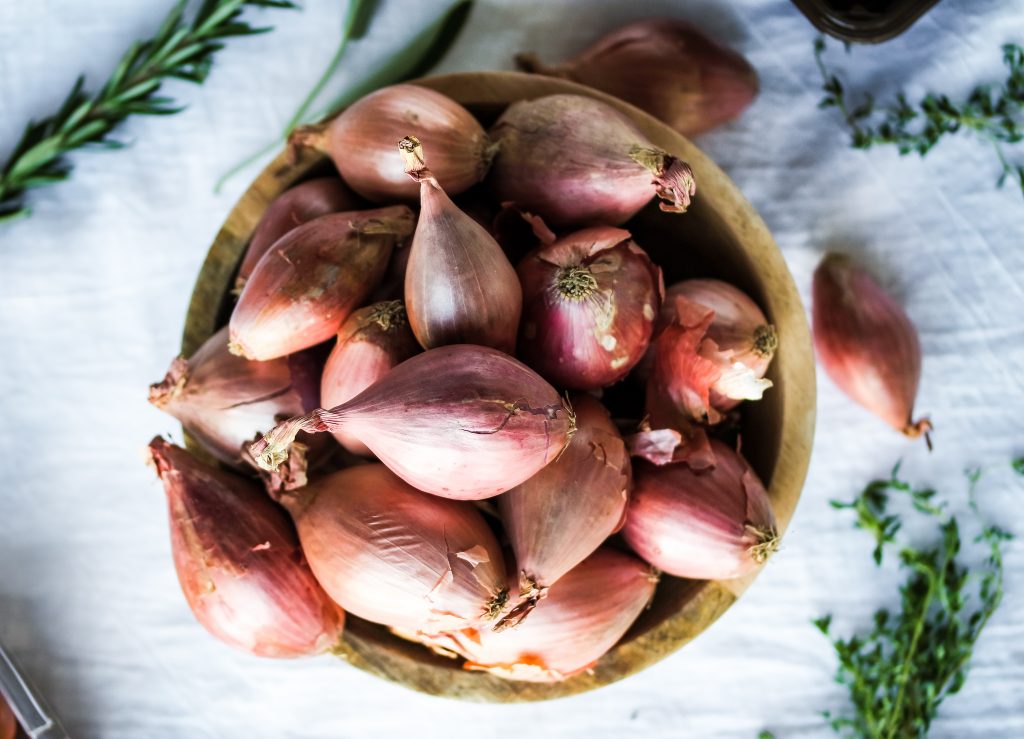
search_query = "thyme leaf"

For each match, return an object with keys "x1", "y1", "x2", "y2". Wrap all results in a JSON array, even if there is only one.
[
  {"x1": 816, "y1": 462, "x2": 1017, "y2": 738},
  {"x1": 814, "y1": 36, "x2": 1024, "y2": 196}
]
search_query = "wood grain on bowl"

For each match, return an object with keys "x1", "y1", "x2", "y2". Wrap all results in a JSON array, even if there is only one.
[{"x1": 183, "y1": 72, "x2": 816, "y2": 701}]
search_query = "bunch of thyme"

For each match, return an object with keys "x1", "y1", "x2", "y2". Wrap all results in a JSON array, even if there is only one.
[
  {"x1": 0, "y1": 0, "x2": 294, "y2": 222},
  {"x1": 813, "y1": 461, "x2": 1018, "y2": 738},
  {"x1": 814, "y1": 37, "x2": 1024, "y2": 195}
]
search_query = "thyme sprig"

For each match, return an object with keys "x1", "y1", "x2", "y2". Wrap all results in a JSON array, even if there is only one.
[
  {"x1": 0, "y1": 0, "x2": 295, "y2": 222},
  {"x1": 815, "y1": 461, "x2": 1016, "y2": 738},
  {"x1": 814, "y1": 37, "x2": 1024, "y2": 195}
]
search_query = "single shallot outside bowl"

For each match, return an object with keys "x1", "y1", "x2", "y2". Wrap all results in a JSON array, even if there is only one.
[{"x1": 182, "y1": 72, "x2": 815, "y2": 701}]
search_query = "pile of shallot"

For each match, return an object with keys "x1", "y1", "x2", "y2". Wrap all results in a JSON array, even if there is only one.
[{"x1": 147, "y1": 58, "x2": 780, "y2": 684}]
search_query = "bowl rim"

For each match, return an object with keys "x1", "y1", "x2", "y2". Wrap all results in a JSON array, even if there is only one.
[{"x1": 182, "y1": 70, "x2": 816, "y2": 702}]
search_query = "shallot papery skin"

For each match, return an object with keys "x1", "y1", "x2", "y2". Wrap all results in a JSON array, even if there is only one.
[
  {"x1": 624, "y1": 423, "x2": 716, "y2": 472},
  {"x1": 235, "y1": 177, "x2": 360, "y2": 292},
  {"x1": 278, "y1": 464, "x2": 508, "y2": 632},
  {"x1": 813, "y1": 253, "x2": 931, "y2": 441},
  {"x1": 622, "y1": 440, "x2": 779, "y2": 580},
  {"x1": 251, "y1": 345, "x2": 575, "y2": 500},
  {"x1": 645, "y1": 294, "x2": 722, "y2": 426},
  {"x1": 229, "y1": 206, "x2": 415, "y2": 361},
  {"x1": 516, "y1": 19, "x2": 758, "y2": 137},
  {"x1": 517, "y1": 226, "x2": 663, "y2": 390},
  {"x1": 147, "y1": 438, "x2": 345, "y2": 657},
  {"x1": 488, "y1": 94, "x2": 696, "y2": 228},
  {"x1": 663, "y1": 279, "x2": 776, "y2": 411},
  {"x1": 148, "y1": 326, "x2": 319, "y2": 468},
  {"x1": 320, "y1": 301, "x2": 420, "y2": 456},
  {"x1": 401, "y1": 136, "x2": 522, "y2": 353},
  {"x1": 497, "y1": 394, "x2": 630, "y2": 626},
  {"x1": 424, "y1": 547, "x2": 657, "y2": 682},
  {"x1": 290, "y1": 84, "x2": 494, "y2": 202}
]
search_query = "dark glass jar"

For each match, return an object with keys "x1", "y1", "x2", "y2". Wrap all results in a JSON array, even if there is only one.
[{"x1": 790, "y1": 0, "x2": 941, "y2": 43}]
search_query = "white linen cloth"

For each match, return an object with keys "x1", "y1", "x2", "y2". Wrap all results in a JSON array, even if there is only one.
[{"x1": 1, "y1": 0, "x2": 1023, "y2": 736}]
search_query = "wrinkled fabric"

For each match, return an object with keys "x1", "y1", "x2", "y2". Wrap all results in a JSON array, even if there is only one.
[{"x1": 0, "y1": 0, "x2": 1022, "y2": 736}]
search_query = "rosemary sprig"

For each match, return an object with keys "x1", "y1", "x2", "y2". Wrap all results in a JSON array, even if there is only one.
[
  {"x1": 0, "y1": 0, "x2": 295, "y2": 222},
  {"x1": 815, "y1": 461, "x2": 1016, "y2": 738},
  {"x1": 814, "y1": 37, "x2": 1024, "y2": 196}
]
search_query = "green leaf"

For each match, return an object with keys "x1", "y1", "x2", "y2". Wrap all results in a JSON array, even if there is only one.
[
  {"x1": 345, "y1": 0, "x2": 381, "y2": 40},
  {"x1": 1013, "y1": 457, "x2": 1024, "y2": 476},
  {"x1": 819, "y1": 461, "x2": 1011, "y2": 737},
  {"x1": 0, "y1": 0, "x2": 296, "y2": 223},
  {"x1": 813, "y1": 37, "x2": 1024, "y2": 201}
]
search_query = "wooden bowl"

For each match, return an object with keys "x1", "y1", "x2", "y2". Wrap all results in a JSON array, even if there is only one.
[{"x1": 182, "y1": 72, "x2": 816, "y2": 701}]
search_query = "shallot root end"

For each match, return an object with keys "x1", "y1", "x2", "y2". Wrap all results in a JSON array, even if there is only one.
[
  {"x1": 485, "y1": 588, "x2": 510, "y2": 621},
  {"x1": 147, "y1": 357, "x2": 188, "y2": 407},
  {"x1": 903, "y1": 417, "x2": 934, "y2": 451},
  {"x1": 399, "y1": 135, "x2": 435, "y2": 184},
  {"x1": 746, "y1": 524, "x2": 780, "y2": 564},
  {"x1": 287, "y1": 123, "x2": 329, "y2": 163},
  {"x1": 753, "y1": 324, "x2": 779, "y2": 358}
]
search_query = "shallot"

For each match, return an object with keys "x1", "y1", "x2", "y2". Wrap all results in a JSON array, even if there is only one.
[
  {"x1": 488, "y1": 94, "x2": 696, "y2": 228},
  {"x1": 320, "y1": 301, "x2": 420, "y2": 456},
  {"x1": 229, "y1": 206, "x2": 415, "y2": 361},
  {"x1": 497, "y1": 394, "x2": 630, "y2": 626},
  {"x1": 235, "y1": 177, "x2": 360, "y2": 292},
  {"x1": 622, "y1": 440, "x2": 779, "y2": 580},
  {"x1": 517, "y1": 226, "x2": 663, "y2": 390},
  {"x1": 661, "y1": 279, "x2": 776, "y2": 411},
  {"x1": 813, "y1": 253, "x2": 931, "y2": 443},
  {"x1": 147, "y1": 438, "x2": 345, "y2": 657},
  {"x1": 516, "y1": 20, "x2": 758, "y2": 137},
  {"x1": 251, "y1": 345, "x2": 575, "y2": 500},
  {"x1": 401, "y1": 136, "x2": 522, "y2": 353},
  {"x1": 148, "y1": 326, "x2": 320, "y2": 467},
  {"x1": 423, "y1": 547, "x2": 657, "y2": 682},
  {"x1": 646, "y1": 290, "x2": 772, "y2": 426},
  {"x1": 290, "y1": 84, "x2": 494, "y2": 202},
  {"x1": 275, "y1": 463, "x2": 508, "y2": 632}
]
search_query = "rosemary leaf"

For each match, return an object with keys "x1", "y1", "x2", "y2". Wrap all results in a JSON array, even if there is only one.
[
  {"x1": 0, "y1": 0, "x2": 295, "y2": 222},
  {"x1": 814, "y1": 37, "x2": 1024, "y2": 196},
  {"x1": 816, "y1": 463, "x2": 1015, "y2": 738}
]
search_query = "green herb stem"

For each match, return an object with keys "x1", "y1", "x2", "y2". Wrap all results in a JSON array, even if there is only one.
[
  {"x1": 0, "y1": 0, "x2": 295, "y2": 222},
  {"x1": 814, "y1": 37, "x2": 1024, "y2": 196},
  {"x1": 817, "y1": 462, "x2": 1016, "y2": 738},
  {"x1": 280, "y1": 0, "x2": 379, "y2": 137}
]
